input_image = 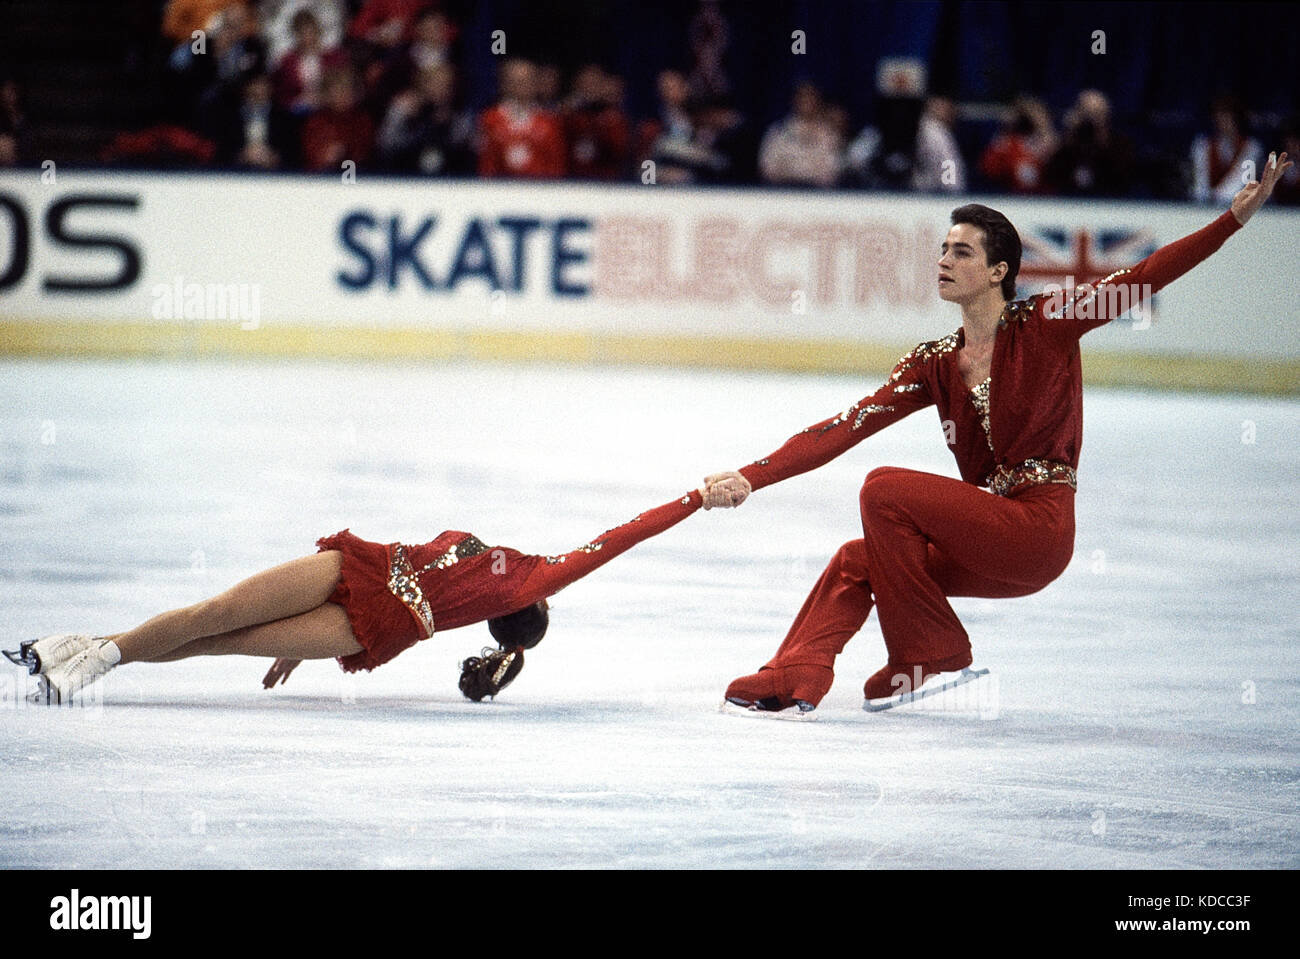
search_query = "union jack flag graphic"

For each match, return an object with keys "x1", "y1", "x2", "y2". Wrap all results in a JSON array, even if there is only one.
[{"x1": 1016, "y1": 224, "x2": 1160, "y2": 318}]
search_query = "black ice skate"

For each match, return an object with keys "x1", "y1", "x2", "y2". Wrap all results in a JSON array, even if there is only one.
[{"x1": 719, "y1": 697, "x2": 819, "y2": 721}]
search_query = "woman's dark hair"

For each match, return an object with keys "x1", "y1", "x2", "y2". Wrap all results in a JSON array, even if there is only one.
[
  {"x1": 950, "y1": 204, "x2": 1021, "y2": 301},
  {"x1": 487, "y1": 599, "x2": 549, "y2": 650}
]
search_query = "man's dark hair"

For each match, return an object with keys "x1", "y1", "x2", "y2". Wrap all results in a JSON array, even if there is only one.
[
  {"x1": 487, "y1": 600, "x2": 549, "y2": 650},
  {"x1": 950, "y1": 204, "x2": 1022, "y2": 301}
]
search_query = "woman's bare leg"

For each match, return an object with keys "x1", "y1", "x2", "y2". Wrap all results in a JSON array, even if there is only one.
[
  {"x1": 142, "y1": 602, "x2": 362, "y2": 662},
  {"x1": 103, "y1": 552, "x2": 345, "y2": 665}
]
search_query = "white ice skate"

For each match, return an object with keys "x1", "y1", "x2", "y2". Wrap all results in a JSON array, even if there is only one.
[
  {"x1": 29, "y1": 640, "x2": 121, "y2": 705},
  {"x1": 3, "y1": 634, "x2": 97, "y2": 675},
  {"x1": 863, "y1": 665, "x2": 992, "y2": 713}
]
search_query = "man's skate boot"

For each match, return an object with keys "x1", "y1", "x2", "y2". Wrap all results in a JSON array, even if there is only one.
[
  {"x1": 724, "y1": 664, "x2": 833, "y2": 715},
  {"x1": 863, "y1": 652, "x2": 987, "y2": 712},
  {"x1": 30, "y1": 640, "x2": 121, "y2": 705},
  {"x1": 3, "y1": 634, "x2": 97, "y2": 675}
]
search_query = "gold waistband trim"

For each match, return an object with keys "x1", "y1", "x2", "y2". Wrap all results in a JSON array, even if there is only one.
[{"x1": 986, "y1": 459, "x2": 1078, "y2": 497}]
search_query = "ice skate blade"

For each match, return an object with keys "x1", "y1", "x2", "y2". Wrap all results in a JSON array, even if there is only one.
[
  {"x1": 719, "y1": 699, "x2": 818, "y2": 721},
  {"x1": 3, "y1": 648, "x2": 30, "y2": 669},
  {"x1": 864, "y1": 666, "x2": 991, "y2": 712},
  {"x1": 26, "y1": 675, "x2": 57, "y2": 706}
]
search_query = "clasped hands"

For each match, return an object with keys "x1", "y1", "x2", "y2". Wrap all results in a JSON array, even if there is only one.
[{"x1": 698, "y1": 470, "x2": 752, "y2": 510}]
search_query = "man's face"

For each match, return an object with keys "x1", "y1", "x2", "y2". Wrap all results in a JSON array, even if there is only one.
[{"x1": 938, "y1": 224, "x2": 1002, "y2": 302}]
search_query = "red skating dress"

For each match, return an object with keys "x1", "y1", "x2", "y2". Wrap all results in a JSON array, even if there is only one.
[{"x1": 318, "y1": 490, "x2": 704, "y2": 672}]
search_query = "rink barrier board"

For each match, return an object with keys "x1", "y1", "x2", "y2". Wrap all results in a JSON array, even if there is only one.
[{"x1": 2, "y1": 319, "x2": 1298, "y2": 396}]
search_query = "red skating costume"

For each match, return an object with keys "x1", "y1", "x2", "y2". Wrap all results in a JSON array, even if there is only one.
[
  {"x1": 726, "y1": 209, "x2": 1243, "y2": 709},
  {"x1": 477, "y1": 103, "x2": 567, "y2": 178},
  {"x1": 319, "y1": 490, "x2": 704, "y2": 672}
]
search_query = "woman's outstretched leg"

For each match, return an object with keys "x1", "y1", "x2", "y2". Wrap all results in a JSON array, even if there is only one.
[
  {"x1": 104, "y1": 551, "x2": 345, "y2": 665},
  {"x1": 142, "y1": 601, "x2": 361, "y2": 662}
]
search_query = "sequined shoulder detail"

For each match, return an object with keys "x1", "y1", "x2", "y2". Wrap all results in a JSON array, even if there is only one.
[
  {"x1": 968, "y1": 376, "x2": 993, "y2": 451},
  {"x1": 420, "y1": 533, "x2": 491, "y2": 573},
  {"x1": 997, "y1": 297, "x2": 1038, "y2": 328},
  {"x1": 889, "y1": 331, "x2": 960, "y2": 383},
  {"x1": 808, "y1": 333, "x2": 959, "y2": 438}
]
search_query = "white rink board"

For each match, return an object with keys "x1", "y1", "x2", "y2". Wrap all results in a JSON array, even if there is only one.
[{"x1": 1, "y1": 171, "x2": 1297, "y2": 357}]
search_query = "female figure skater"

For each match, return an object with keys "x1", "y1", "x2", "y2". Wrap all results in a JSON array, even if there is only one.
[
  {"x1": 703, "y1": 151, "x2": 1291, "y2": 715},
  {"x1": 10, "y1": 482, "x2": 742, "y2": 704}
]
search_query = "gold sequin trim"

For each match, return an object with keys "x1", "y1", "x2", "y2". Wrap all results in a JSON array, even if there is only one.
[
  {"x1": 543, "y1": 541, "x2": 604, "y2": 565},
  {"x1": 805, "y1": 401, "x2": 897, "y2": 437},
  {"x1": 807, "y1": 406, "x2": 853, "y2": 435},
  {"x1": 789, "y1": 336, "x2": 954, "y2": 442},
  {"x1": 985, "y1": 458, "x2": 1077, "y2": 497},
  {"x1": 997, "y1": 297, "x2": 1037, "y2": 328},
  {"x1": 889, "y1": 332, "x2": 959, "y2": 383},
  {"x1": 388, "y1": 544, "x2": 435, "y2": 638},
  {"x1": 968, "y1": 377, "x2": 993, "y2": 451},
  {"x1": 421, "y1": 534, "x2": 490, "y2": 572},
  {"x1": 542, "y1": 513, "x2": 642, "y2": 565},
  {"x1": 852, "y1": 404, "x2": 895, "y2": 428},
  {"x1": 1042, "y1": 269, "x2": 1134, "y2": 321}
]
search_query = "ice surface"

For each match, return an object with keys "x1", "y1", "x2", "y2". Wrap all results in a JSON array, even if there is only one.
[{"x1": 1, "y1": 357, "x2": 1297, "y2": 868}]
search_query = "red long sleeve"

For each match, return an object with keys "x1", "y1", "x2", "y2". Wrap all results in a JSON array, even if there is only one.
[
  {"x1": 516, "y1": 490, "x2": 704, "y2": 602},
  {"x1": 737, "y1": 340, "x2": 941, "y2": 492},
  {"x1": 1055, "y1": 209, "x2": 1242, "y2": 336}
]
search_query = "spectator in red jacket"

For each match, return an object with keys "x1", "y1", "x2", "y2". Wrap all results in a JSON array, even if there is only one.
[
  {"x1": 272, "y1": 7, "x2": 348, "y2": 115},
  {"x1": 301, "y1": 68, "x2": 374, "y2": 171},
  {"x1": 477, "y1": 58, "x2": 566, "y2": 179},
  {"x1": 979, "y1": 95, "x2": 1058, "y2": 194},
  {"x1": 562, "y1": 64, "x2": 630, "y2": 180}
]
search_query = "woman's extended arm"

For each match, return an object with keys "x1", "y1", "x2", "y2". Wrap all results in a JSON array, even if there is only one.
[{"x1": 515, "y1": 489, "x2": 706, "y2": 602}]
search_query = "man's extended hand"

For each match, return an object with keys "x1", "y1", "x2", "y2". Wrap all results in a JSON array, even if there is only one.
[
  {"x1": 700, "y1": 470, "x2": 752, "y2": 509},
  {"x1": 1232, "y1": 151, "x2": 1292, "y2": 226},
  {"x1": 262, "y1": 658, "x2": 301, "y2": 689}
]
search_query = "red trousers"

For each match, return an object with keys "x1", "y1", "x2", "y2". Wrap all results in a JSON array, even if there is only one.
[{"x1": 766, "y1": 467, "x2": 1075, "y2": 673}]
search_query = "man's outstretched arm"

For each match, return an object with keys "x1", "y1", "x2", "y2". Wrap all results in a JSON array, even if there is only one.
[
  {"x1": 700, "y1": 342, "x2": 941, "y2": 507},
  {"x1": 1062, "y1": 150, "x2": 1291, "y2": 337}
]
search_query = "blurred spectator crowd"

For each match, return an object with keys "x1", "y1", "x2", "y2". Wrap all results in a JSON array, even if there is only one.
[{"x1": 1, "y1": 0, "x2": 1297, "y2": 206}]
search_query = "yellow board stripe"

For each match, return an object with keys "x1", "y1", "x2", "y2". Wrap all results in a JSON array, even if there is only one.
[{"x1": 1, "y1": 320, "x2": 1297, "y2": 396}]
